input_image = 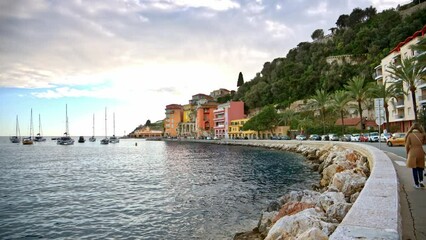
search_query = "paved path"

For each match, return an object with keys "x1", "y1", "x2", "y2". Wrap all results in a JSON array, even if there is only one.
[{"x1": 384, "y1": 151, "x2": 426, "y2": 240}]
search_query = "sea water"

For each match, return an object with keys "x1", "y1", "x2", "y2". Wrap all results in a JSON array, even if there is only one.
[{"x1": 0, "y1": 138, "x2": 320, "y2": 239}]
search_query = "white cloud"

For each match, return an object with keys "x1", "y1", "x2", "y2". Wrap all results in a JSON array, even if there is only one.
[
  {"x1": 306, "y1": 2, "x2": 329, "y2": 16},
  {"x1": 265, "y1": 20, "x2": 295, "y2": 39}
]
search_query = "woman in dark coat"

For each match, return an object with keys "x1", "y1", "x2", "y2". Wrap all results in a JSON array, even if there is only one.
[{"x1": 405, "y1": 122, "x2": 426, "y2": 188}]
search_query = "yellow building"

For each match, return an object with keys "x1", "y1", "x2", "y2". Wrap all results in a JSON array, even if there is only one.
[
  {"x1": 179, "y1": 104, "x2": 196, "y2": 137},
  {"x1": 228, "y1": 118, "x2": 290, "y2": 139}
]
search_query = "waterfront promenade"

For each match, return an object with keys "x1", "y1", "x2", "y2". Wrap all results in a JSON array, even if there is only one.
[{"x1": 385, "y1": 151, "x2": 426, "y2": 240}]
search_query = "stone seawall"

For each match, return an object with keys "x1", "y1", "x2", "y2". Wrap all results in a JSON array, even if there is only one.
[{"x1": 171, "y1": 139, "x2": 401, "y2": 239}]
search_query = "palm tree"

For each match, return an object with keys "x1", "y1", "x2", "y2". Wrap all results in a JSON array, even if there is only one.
[
  {"x1": 372, "y1": 80, "x2": 403, "y2": 132},
  {"x1": 344, "y1": 76, "x2": 374, "y2": 130},
  {"x1": 330, "y1": 90, "x2": 350, "y2": 135},
  {"x1": 387, "y1": 57, "x2": 424, "y2": 121},
  {"x1": 278, "y1": 109, "x2": 295, "y2": 126},
  {"x1": 310, "y1": 89, "x2": 329, "y2": 134},
  {"x1": 410, "y1": 37, "x2": 426, "y2": 65}
]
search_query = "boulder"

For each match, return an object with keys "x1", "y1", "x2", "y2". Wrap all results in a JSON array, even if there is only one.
[
  {"x1": 258, "y1": 211, "x2": 278, "y2": 235},
  {"x1": 317, "y1": 191, "x2": 346, "y2": 212},
  {"x1": 325, "y1": 202, "x2": 352, "y2": 222},
  {"x1": 265, "y1": 208, "x2": 337, "y2": 240},
  {"x1": 296, "y1": 227, "x2": 329, "y2": 240},
  {"x1": 330, "y1": 170, "x2": 366, "y2": 197},
  {"x1": 272, "y1": 201, "x2": 316, "y2": 223}
]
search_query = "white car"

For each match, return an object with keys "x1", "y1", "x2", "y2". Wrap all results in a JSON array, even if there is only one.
[
  {"x1": 351, "y1": 134, "x2": 360, "y2": 142},
  {"x1": 368, "y1": 132, "x2": 380, "y2": 142},
  {"x1": 328, "y1": 134, "x2": 339, "y2": 141},
  {"x1": 295, "y1": 135, "x2": 307, "y2": 140},
  {"x1": 380, "y1": 133, "x2": 392, "y2": 142}
]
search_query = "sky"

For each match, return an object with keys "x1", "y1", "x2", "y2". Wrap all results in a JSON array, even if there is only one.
[{"x1": 0, "y1": 0, "x2": 409, "y2": 137}]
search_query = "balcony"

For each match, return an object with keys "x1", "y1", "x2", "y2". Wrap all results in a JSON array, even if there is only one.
[
  {"x1": 395, "y1": 100, "x2": 404, "y2": 109},
  {"x1": 394, "y1": 115, "x2": 405, "y2": 120},
  {"x1": 213, "y1": 116, "x2": 225, "y2": 121},
  {"x1": 214, "y1": 124, "x2": 225, "y2": 129},
  {"x1": 418, "y1": 94, "x2": 426, "y2": 104},
  {"x1": 214, "y1": 108, "x2": 225, "y2": 113},
  {"x1": 418, "y1": 80, "x2": 426, "y2": 89}
]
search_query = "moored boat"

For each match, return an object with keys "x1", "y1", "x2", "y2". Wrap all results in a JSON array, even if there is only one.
[
  {"x1": 101, "y1": 107, "x2": 109, "y2": 145},
  {"x1": 57, "y1": 104, "x2": 74, "y2": 145},
  {"x1": 34, "y1": 114, "x2": 46, "y2": 142},
  {"x1": 22, "y1": 109, "x2": 34, "y2": 145},
  {"x1": 89, "y1": 114, "x2": 96, "y2": 142},
  {"x1": 109, "y1": 112, "x2": 119, "y2": 144},
  {"x1": 9, "y1": 115, "x2": 21, "y2": 143},
  {"x1": 78, "y1": 136, "x2": 86, "y2": 143}
]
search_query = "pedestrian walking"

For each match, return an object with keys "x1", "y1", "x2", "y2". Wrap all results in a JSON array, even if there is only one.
[{"x1": 405, "y1": 122, "x2": 426, "y2": 188}]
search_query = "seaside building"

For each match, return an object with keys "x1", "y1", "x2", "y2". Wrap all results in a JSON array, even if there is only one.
[
  {"x1": 189, "y1": 93, "x2": 214, "y2": 105},
  {"x1": 195, "y1": 101, "x2": 218, "y2": 138},
  {"x1": 164, "y1": 104, "x2": 183, "y2": 138},
  {"x1": 228, "y1": 118, "x2": 290, "y2": 139},
  {"x1": 373, "y1": 26, "x2": 426, "y2": 132},
  {"x1": 131, "y1": 126, "x2": 163, "y2": 138},
  {"x1": 209, "y1": 88, "x2": 232, "y2": 100},
  {"x1": 213, "y1": 101, "x2": 245, "y2": 139},
  {"x1": 178, "y1": 104, "x2": 196, "y2": 138}
]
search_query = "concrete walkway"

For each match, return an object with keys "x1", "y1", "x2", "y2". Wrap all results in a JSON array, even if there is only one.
[{"x1": 385, "y1": 152, "x2": 426, "y2": 240}]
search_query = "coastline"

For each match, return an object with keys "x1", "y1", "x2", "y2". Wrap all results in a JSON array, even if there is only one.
[{"x1": 165, "y1": 138, "x2": 400, "y2": 239}]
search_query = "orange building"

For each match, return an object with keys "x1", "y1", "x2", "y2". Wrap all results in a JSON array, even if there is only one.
[
  {"x1": 164, "y1": 104, "x2": 183, "y2": 137},
  {"x1": 196, "y1": 102, "x2": 218, "y2": 138}
]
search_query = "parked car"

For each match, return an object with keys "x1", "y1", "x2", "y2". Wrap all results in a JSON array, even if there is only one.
[
  {"x1": 359, "y1": 134, "x2": 369, "y2": 142},
  {"x1": 340, "y1": 134, "x2": 352, "y2": 142},
  {"x1": 380, "y1": 133, "x2": 392, "y2": 142},
  {"x1": 368, "y1": 132, "x2": 380, "y2": 142},
  {"x1": 350, "y1": 133, "x2": 360, "y2": 142},
  {"x1": 329, "y1": 133, "x2": 339, "y2": 141},
  {"x1": 309, "y1": 134, "x2": 321, "y2": 141},
  {"x1": 387, "y1": 132, "x2": 406, "y2": 147},
  {"x1": 295, "y1": 135, "x2": 307, "y2": 140},
  {"x1": 280, "y1": 135, "x2": 291, "y2": 140},
  {"x1": 321, "y1": 135, "x2": 329, "y2": 141}
]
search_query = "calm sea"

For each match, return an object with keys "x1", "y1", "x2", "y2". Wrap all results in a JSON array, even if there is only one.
[{"x1": 0, "y1": 137, "x2": 319, "y2": 239}]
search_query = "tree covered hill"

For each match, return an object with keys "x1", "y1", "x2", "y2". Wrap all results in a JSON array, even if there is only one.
[{"x1": 234, "y1": 3, "x2": 426, "y2": 110}]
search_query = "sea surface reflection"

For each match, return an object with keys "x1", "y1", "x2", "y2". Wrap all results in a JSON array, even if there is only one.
[{"x1": 0, "y1": 138, "x2": 319, "y2": 239}]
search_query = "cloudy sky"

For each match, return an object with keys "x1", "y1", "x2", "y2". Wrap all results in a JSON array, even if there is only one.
[{"x1": 0, "y1": 0, "x2": 408, "y2": 137}]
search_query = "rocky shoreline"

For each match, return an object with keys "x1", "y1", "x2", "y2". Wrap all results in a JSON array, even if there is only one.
[{"x1": 216, "y1": 142, "x2": 370, "y2": 240}]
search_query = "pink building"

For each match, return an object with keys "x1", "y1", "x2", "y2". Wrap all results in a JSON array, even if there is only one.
[{"x1": 213, "y1": 101, "x2": 245, "y2": 139}]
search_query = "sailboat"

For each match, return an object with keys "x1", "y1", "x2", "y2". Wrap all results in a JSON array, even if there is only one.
[
  {"x1": 100, "y1": 107, "x2": 109, "y2": 145},
  {"x1": 9, "y1": 115, "x2": 21, "y2": 143},
  {"x1": 109, "y1": 112, "x2": 119, "y2": 144},
  {"x1": 34, "y1": 114, "x2": 46, "y2": 142},
  {"x1": 22, "y1": 109, "x2": 34, "y2": 145},
  {"x1": 57, "y1": 104, "x2": 75, "y2": 145},
  {"x1": 89, "y1": 114, "x2": 96, "y2": 142}
]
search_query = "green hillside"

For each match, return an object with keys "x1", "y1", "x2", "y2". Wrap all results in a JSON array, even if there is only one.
[{"x1": 234, "y1": 3, "x2": 426, "y2": 110}]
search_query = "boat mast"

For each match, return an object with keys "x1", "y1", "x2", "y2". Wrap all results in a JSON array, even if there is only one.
[
  {"x1": 113, "y1": 112, "x2": 115, "y2": 136},
  {"x1": 105, "y1": 107, "x2": 107, "y2": 138},
  {"x1": 93, "y1": 114, "x2": 95, "y2": 137},
  {"x1": 16, "y1": 115, "x2": 20, "y2": 137},
  {"x1": 65, "y1": 104, "x2": 67, "y2": 136},
  {"x1": 38, "y1": 114, "x2": 42, "y2": 136},
  {"x1": 30, "y1": 108, "x2": 34, "y2": 138}
]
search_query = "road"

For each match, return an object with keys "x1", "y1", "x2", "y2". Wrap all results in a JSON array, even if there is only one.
[{"x1": 353, "y1": 141, "x2": 426, "y2": 240}]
